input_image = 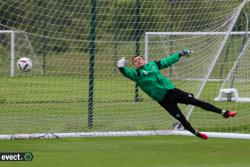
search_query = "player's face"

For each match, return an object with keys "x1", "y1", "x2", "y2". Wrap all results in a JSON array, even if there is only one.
[{"x1": 132, "y1": 56, "x2": 145, "y2": 68}]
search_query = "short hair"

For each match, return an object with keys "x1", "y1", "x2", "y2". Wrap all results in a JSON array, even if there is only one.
[{"x1": 132, "y1": 55, "x2": 144, "y2": 64}]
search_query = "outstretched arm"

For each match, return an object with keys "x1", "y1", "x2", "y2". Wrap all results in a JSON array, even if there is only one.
[
  {"x1": 156, "y1": 49, "x2": 192, "y2": 70},
  {"x1": 117, "y1": 57, "x2": 137, "y2": 81}
]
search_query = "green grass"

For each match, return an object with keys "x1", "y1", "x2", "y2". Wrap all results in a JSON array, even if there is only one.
[
  {"x1": 0, "y1": 75, "x2": 250, "y2": 134},
  {"x1": 0, "y1": 136, "x2": 250, "y2": 167}
]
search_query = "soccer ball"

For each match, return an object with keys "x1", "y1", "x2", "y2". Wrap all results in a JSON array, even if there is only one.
[{"x1": 17, "y1": 57, "x2": 32, "y2": 72}]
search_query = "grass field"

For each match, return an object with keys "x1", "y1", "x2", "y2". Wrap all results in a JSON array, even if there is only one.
[
  {"x1": 0, "y1": 75, "x2": 250, "y2": 134},
  {"x1": 1, "y1": 135, "x2": 250, "y2": 167}
]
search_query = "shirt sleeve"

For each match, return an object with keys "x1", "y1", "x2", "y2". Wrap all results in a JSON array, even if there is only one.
[
  {"x1": 158, "y1": 52, "x2": 180, "y2": 70},
  {"x1": 118, "y1": 67, "x2": 137, "y2": 81}
]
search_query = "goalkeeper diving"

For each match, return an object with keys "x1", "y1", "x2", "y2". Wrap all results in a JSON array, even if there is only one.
[{"x1": 117, "y1": 49, "x2": 237, "y2": 140}]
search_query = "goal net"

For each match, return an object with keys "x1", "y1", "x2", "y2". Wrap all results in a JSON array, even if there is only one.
[
  {"x1": 0, "y1": 30, "x2": 43, "y2": 77},
  {"x1": 0, "y1": 0, "x2": 249, "y2": 139},
  {"x1": 145, "y1": 31, "x2": 250, "y2": 137},
  {"x1": 215, "y1": 36, "x2": 250, "y2": 102}
]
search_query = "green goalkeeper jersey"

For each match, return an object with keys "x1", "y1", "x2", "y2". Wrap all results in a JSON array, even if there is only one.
[{"x1": 119, "y1": 53, "x2": 180, "y2": 101}]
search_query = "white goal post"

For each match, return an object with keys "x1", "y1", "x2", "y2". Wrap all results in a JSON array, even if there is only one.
[
  {"x1": 0, "y1": 30, "x2": 15, "y2": 77},
  {"x1": 1, "y1": 130, "x2": 250, "y2": 140},
  {"x1": 145, "y1": 31, "x2": 250, "y2": 61}
]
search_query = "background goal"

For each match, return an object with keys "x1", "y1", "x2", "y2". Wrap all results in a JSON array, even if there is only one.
[{"x1": 0, "y1": 0, "x2": 250, "y2": 139}]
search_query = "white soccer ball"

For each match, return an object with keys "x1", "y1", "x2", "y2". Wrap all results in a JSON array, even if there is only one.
[{"x1": 17, "y1": 57, "x2": 33, "y2": 72}]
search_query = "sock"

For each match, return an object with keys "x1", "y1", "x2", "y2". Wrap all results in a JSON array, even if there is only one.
[
  {"x1": 221, "y1": 110, "x2": 227, "y2": 115},
  {"x1": 194, "y1": 130, "x2": 199, "y2": 136}
]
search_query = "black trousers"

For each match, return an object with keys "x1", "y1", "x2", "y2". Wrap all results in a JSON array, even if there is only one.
[{"x1": 158, "y1": 88, "x2": 222, "y2": 135}]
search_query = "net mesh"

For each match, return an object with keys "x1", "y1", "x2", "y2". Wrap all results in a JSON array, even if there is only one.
[{"x1": 0, "y1": 0, "x2": 249, "y2": 135}]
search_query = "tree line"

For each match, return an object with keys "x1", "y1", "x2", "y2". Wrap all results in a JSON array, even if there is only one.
[{"x1": 0, "y1": 0, "x2": 247, "y2": 54}]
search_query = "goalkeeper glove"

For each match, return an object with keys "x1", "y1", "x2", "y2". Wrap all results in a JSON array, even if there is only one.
[
  {"x1": 178, "y1": 49, "x2": 192, "y2": 57},
  {"x1": 117, "y1": 57, "x2": 128, "y2": 68}
]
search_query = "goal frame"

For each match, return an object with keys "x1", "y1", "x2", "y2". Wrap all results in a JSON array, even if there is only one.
[
  {"x1": 0, "y1": 30, "x2": 15, "y2": 77},
  {"x1": 0, "y1": 130, "x2": 250, "y2": 140}
]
